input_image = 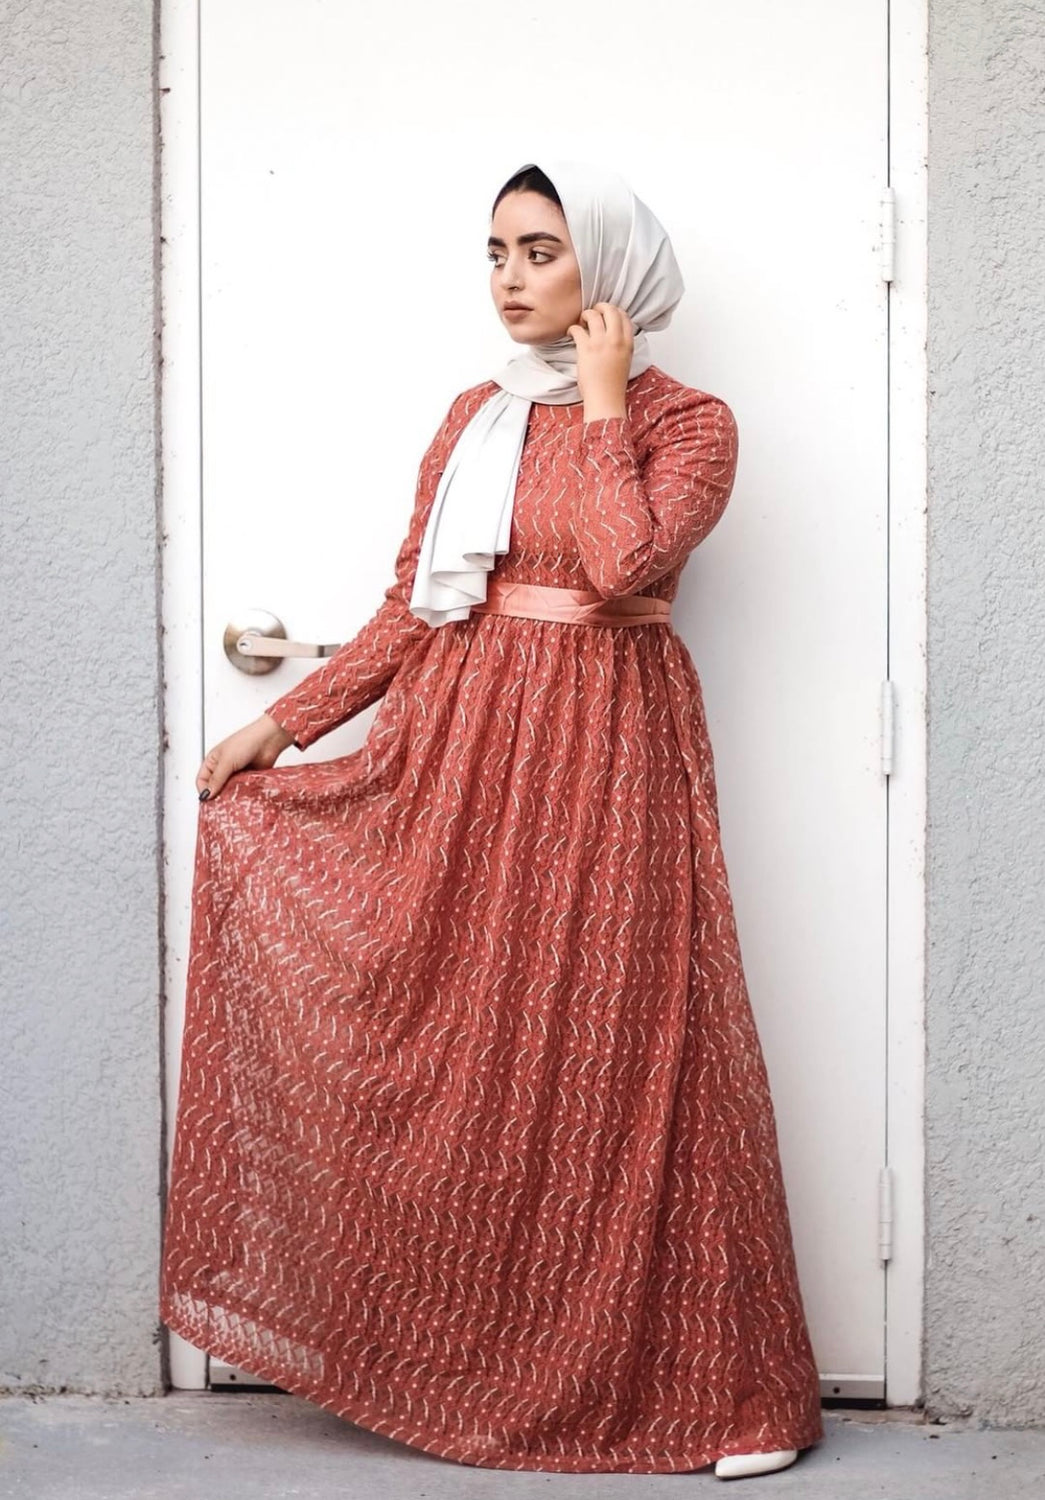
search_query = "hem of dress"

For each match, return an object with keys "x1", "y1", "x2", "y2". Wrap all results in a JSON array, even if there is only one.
[{"x1": 159, "y1": 1287, "x2": 826, "y2": 1475}]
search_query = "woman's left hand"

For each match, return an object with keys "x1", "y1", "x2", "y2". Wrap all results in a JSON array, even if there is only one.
[{"x1": 568, "y1": 302, "x2": 634, "y2": 415}]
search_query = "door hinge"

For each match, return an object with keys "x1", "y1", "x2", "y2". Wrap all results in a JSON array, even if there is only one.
[
  {"x1": 880, "y1": 186, "x2": 896, "y2": 283},
  {"x1": 878, "y1": 1166, "x2": 894, "y2": 1262},
  {"x1": 880, "y1": 680, "x2": 895, "y2": 776}
]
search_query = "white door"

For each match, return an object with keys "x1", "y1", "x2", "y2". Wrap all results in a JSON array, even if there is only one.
[{"x1": 165, "y1": 0, "x2": 902, "y2": 1402}]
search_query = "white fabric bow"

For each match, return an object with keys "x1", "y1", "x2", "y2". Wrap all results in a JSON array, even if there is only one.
[{"x1": 408, "y1": 158, "x2": 685, "y2": 626}]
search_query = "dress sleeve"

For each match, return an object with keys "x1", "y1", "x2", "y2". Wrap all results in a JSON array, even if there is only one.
[
  {"x1": 571, "y1": 388, "x2": 739, "y2": 598},
  {"x1": 262, "y1": 389, "x2": 477, "y2": 750}
]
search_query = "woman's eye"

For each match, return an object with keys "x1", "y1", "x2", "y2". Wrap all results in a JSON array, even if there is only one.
[{"x1": 486, "y1": 250, "x2": 554, "y2": 266}]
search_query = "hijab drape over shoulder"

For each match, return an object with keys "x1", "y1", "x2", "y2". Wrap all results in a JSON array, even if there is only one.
[{"x1": 408, "y1": 159, "x2": 685, "y2": 627}]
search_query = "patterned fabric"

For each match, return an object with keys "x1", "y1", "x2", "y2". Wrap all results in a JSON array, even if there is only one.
[{"x1": 159, "y1": 363, "x2": 825, "y2": 1472}]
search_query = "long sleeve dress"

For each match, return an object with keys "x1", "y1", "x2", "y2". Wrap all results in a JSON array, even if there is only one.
[{"x1": 158, "y1": 362, "x2": 825, "y2": 1473}]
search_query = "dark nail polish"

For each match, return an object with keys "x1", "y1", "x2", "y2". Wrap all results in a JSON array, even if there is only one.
[{"x1": 199, "y1": 789, "x2": 211, "y2": 802}]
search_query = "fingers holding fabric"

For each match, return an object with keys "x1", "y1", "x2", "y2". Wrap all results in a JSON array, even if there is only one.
[
  {"x1": 569, "y1": 302, "x2": 636, "y2": 413},
  {"x1": 195, "y1": 714, "x2": 295, "y2": 801}
]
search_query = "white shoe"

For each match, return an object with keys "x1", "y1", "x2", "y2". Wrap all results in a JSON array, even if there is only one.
[{"x1": 714, "y1": 1447, "x2": 799, "y2": 1479}]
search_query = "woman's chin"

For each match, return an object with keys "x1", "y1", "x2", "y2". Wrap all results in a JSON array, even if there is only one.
[{"x1": 502, "y1": 322, "x2": 567, "y2": 346}]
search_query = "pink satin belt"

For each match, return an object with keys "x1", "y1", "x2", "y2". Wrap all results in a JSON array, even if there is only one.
[{"x1": 469, "y1": 578, "x2": 672, "y2": 627}]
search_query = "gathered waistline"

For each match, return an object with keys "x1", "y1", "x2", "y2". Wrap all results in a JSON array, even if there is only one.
[{"x1": 468, "y1": 579, "x2": 672, "y2": 627}]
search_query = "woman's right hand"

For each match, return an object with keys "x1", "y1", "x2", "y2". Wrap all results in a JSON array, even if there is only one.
[{"x1": 196, "y1": 713, "x2": 296, "y2": 801}]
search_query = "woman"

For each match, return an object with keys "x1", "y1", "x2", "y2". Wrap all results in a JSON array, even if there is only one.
[{"x1": 160, "y1": 159, "x2": 825, "y2": 1477}]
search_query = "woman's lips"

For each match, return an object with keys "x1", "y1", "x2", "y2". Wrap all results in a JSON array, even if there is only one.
[{"x1": 504, "y1": 307, "x2": 532, "y2": 318}]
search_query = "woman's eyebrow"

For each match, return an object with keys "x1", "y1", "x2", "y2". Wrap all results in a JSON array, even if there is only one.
[{"x1": 487, "y1": 232, "x2": 566, "y2": 248}]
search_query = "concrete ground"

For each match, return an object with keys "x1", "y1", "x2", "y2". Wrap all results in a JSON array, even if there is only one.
[{"x1": 1, "y1": 1395, "x2": 1043, "y2": 1499}]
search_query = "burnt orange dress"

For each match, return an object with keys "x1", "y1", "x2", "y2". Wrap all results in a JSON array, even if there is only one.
[{"x1": 159, "y1": 363, "x2": 824, "y2": 1472}]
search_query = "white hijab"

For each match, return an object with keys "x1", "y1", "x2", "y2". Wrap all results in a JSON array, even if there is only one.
[{"x1": 408, "y1": 159, "x2": 685, "y2": 626}]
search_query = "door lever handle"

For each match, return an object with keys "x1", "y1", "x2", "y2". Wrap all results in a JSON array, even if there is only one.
[
  {"x1": 223, "y1": 609, "x2": 342, "y2": 676},
  {"x1": 238, "y1": 635, "x2": 341, "y2": 659}
]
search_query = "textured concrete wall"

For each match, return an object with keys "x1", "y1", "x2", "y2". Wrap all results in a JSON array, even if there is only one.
[
  {"x1": 0, "y1": 3, "x2": 163, "y2": 1392},
  {"x1": 925, "y1": 0, "x2": 1045, "y2": 1425}
]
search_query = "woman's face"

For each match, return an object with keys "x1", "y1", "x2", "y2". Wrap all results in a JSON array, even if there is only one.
[{"x1": 488, "y1": 190, "x2": 584, "y2": 344}]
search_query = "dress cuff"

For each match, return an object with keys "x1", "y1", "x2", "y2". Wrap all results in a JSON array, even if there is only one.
[
  {"x1": 580, "y1": 415, "x2": 638, "y2": 458},
  {"x1": 262, "y1": 703, "x2": 308, "y2": 751},
  {"x1": 580, "y1": 417, "x2": 642, "y2": 484}
]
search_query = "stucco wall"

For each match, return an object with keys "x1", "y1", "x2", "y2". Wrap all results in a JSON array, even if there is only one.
[
  {"x1": 925, "y1": 0, "x2": 1045, "y2": 1425},
  {"x1": 0, "y1": 3, "x2": 163, "y2": 1392}
]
